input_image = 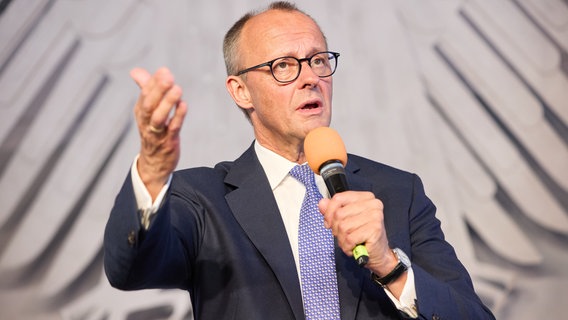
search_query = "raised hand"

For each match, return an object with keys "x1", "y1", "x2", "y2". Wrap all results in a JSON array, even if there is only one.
[{"x1": 131, "y1": 67, "x2": 187, "y2": 199}]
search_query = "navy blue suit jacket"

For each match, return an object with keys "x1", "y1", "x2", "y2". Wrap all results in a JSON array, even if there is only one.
[{"x1": 104, "y1": 144, "x2": 494, "y2": 320}]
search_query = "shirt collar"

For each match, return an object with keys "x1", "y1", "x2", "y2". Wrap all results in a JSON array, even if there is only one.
[{"x1": 254, "y1": 140, "x2": 302, "y2": 191}]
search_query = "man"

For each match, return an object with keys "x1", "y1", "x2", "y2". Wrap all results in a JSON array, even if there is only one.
[{"x1": 104, "y1": 2, "x2": 495, "y2": 319}]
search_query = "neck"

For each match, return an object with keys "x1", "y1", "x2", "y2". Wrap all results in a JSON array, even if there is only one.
[{"x1": 256, "y1": 139, "x2": 306, "y2": 164}]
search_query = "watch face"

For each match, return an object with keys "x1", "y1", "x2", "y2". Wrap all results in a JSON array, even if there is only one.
[{"x1": 394, "y1": 248, "x2": 411, "y2": 267}]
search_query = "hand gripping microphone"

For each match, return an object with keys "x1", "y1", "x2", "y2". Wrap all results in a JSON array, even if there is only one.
[{"x1": 304, "y1": 127, "x2": 369, "y2": 267}]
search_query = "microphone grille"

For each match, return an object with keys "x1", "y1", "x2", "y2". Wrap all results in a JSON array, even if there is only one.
[{"x1": 304, "y1": 127, "x2": 348, "y2": 174}]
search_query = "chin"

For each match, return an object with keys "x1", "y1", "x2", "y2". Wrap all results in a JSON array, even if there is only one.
[{"x1": 304, "y1": 122, "x2": 329, "y2": 134}]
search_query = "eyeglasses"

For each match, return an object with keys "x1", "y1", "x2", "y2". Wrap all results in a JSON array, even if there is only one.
[{"x1": 235, "y1": 51, "x2": 340, "y2": 83}]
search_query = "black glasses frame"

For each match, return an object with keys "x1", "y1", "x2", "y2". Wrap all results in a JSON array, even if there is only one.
[{"x1": 235, "y1": 51, "x2": 340, "y2": 83}]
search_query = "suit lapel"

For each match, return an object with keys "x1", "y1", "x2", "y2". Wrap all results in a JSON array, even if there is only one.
[
  {"x1": 224, "y1": 145, "x2": 304, "y2": 320},
  {"x1": 223, "y1": 149, "x2": 378, "y2": 320}
]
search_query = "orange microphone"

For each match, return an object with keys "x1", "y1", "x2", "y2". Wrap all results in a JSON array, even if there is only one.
[{"x1": 304, "y1": 127, "x2": 369, "y2": 267}]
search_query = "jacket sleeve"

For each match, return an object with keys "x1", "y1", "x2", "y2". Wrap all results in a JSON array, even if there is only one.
[
  {"x1": 406, "y1": 174, "x2": 495, "y2": 320},
  {"x1": 103, "y1": 172, "x2": 193, "y2": 291}
]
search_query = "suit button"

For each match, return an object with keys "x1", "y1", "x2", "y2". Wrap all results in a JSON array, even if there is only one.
[
  {"x1": 432, "y1": 315, "x2": 440, "y2": 320},
  {"x1": 127, "y1": 230, "x2": 136, "y2": 247}
]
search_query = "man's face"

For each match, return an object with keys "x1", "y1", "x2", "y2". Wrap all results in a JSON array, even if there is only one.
[{"x1": 237, "y1": 10, "x2": 333, "y2": 159}]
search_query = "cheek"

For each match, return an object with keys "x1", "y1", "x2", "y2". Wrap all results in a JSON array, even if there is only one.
[
  {"x1": 321, "y1": 85, "x2": 333, "y2": 109},
  {"x1": 254, "y1": 81, "x2": 288, "y2": 103},
  {"x1": 260, "y1": 87, "x2": 294, "y2": 112},
  {"x1": 324, "y1": 80, "x2": 333, "y2": 98},
  {"x1": 251, "y1": 92, "x2": 286, "y2": 124}
]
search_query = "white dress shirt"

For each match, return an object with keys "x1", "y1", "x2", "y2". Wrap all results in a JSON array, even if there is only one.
[{"x1": 131, "y1": 141, "x2": 418, "y2": 317}]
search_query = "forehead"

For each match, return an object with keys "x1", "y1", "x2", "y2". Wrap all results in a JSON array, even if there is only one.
[{"x1": 240, "y1": 10, "x2": 327, "y2": 59}]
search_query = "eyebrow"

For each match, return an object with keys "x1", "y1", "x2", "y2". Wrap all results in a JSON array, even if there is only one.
[{"x1": 273, "y1": 49, "x2": 327, "y2": 59}]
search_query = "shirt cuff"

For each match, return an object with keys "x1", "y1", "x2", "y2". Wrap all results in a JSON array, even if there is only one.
[
  {"x1": 131, "y1": 154, "x2": 172, "y2": 229},
  {"x1": 384, "y1": 267, "x2": 418, "y2": 318}
]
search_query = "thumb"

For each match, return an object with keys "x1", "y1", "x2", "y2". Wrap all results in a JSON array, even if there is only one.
[
  {"x1": 318, "y1": 198, "x2": 331, "y2": 229},
  {"x1": 318, "y1": 198, "x2": 330, "y2": 214}
]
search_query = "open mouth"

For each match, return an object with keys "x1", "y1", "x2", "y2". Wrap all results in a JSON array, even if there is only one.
[{"x1": 302, "y1": 103, "x2": 319, "y2": 110}]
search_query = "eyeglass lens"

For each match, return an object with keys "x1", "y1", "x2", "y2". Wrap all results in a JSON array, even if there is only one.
[{"x1": 271, "y1": 52, "x2": 337, "y2": 82}]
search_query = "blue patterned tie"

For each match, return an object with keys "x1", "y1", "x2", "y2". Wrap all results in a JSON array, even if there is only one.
[{"x1": 290, "y1": 164, "x2": 341, "y2": 320}]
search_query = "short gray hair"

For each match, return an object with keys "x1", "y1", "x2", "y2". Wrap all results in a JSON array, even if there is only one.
[{"x1": 222, "y1": 1, "x2": 326, "y2": 76}]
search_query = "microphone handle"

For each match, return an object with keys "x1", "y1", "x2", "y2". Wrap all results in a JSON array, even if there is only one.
[
  {"x1": 323, "y1": 169, "x2": 348, "y2": 196},
  {"x1": 320, "y1": 161, "x2": 369, "y2": 267},
  {"x1": 353, "y1": 244, "x2": 369, "y2": 266}
]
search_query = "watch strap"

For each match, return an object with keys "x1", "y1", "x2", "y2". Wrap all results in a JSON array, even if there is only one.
[{"x1": 371, "y1": 249, "x2": 409, "y2": 287}]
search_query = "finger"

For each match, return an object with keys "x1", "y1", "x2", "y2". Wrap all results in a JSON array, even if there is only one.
[
  {"x1": 328, "y1": 204, "x2": 356, "y2": 235},
  {"x1": 134, "y1": 68, "x2": 176, "y2": 134},
  {"x1": 318, "y1": 198, "x2": 331, "y2": 228},
  {"x1": 337, "y1": 218, "x2": 376, "y2": 249},
  {"x1": 142, "y1": 68, "x2": 175, "y2": 115},
  {"x1": 149, "y1": 84, "x2": 183, "y2": 129},
  {"x1": 320, "y1": 197, "x2": 345, "y2": 230},
  {"x1": 327, "y1": 191, "x2": 377, "y2": 216},
  {"x1": 319, "y1": 192, "x2": 352, "y2": 228},
  {"x1": 323, "y1": 193, "x2": 382, "y2": 235},
  {"x1": 131, "y1": 68, "x2": 152, "y2": 125},
  {"x1": 130, "y1": 68, "x2": 152, "y2": 88},
  {"x1": 166, "y1": 100, "x2": 188, "y2": 134}
]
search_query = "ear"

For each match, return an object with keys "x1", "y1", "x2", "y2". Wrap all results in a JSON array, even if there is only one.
[{"x1": 226, "y1": 75, "x2": 254, "y2": 112}]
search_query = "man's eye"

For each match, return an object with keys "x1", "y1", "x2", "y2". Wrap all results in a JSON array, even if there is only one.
[{"x1": 275, "y1": 61, "x2": 290, "y2": 70}]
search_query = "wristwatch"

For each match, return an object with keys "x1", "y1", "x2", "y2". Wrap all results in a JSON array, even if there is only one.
[{"x1": 371, "y1": 248, "x2": 411, "y2": 287}]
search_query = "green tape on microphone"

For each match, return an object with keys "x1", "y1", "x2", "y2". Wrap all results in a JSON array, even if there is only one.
[{"x1": 353, "y1": 244, "x2": 369, "y2": 266}]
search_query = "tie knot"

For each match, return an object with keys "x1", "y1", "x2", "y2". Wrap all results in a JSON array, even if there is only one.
[{"x1": 290, "y1": 164, "x2": 316, "y2": 187}]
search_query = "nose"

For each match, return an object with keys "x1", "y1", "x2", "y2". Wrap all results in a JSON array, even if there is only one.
[{"x1": 297, "y1": 60, "x2": 320, "y2": 88}]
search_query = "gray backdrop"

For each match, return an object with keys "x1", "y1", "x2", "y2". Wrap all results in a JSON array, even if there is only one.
[{"x1": 0, "y1": 0, "x2": 567, "y2": 319}]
